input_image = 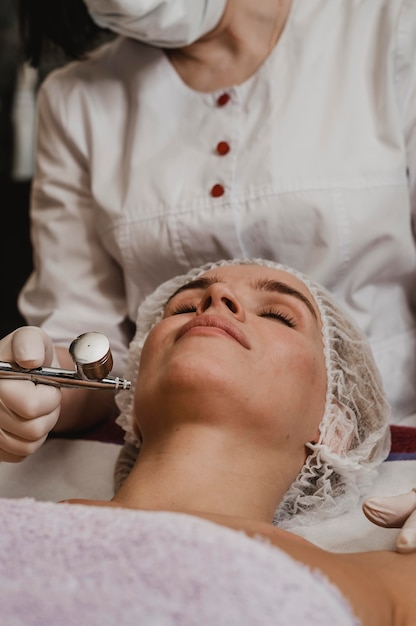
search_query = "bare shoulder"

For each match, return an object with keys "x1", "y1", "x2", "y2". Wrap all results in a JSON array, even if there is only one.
[
  {"x1": 266, "y1": 529, "x2": 416, "y2": 626},
  {"x1": 200, "y1": 514, "x2": 395, "y2": 626},
  {"x1": 354, "y1": 550, "x2": 416, "y2": 626}
]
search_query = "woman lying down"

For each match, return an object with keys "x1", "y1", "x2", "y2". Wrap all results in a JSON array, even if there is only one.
[{"x1": 1, "y1": 259, "x2": 413, "y2": 625}]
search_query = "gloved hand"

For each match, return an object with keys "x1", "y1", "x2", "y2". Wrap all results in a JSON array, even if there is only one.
[
  {"x1": 362, "y1": 490, "x2": 416, "y2": 553},
  {"x1": 0, "y1": 327, "x2": 62, "y2": 462}
]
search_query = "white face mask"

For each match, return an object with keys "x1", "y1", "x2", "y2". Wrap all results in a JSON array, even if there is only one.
[{"x1": 85, "y1": 0, "x2": 227, "y2": 47}]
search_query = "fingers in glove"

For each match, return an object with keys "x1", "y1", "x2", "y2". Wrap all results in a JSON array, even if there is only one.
[
  {"x1": 0, "y1": 449, "x2": 30, "y2": 463},
  {"x1": 0, "y1": 379, "x2": 62, "y2": 422},
  {"x1": 0, "y1": 428, "x2": 49, "y2": 462},
  {"x1": 362, "y1": 490, "x2": 416, "y2": 528},
  {"x1": 0, "y1": 381, "x2": 61, "y2": 462},
  {"x1": 0, "y1": 399, "x2": 60, "y2": 442}
]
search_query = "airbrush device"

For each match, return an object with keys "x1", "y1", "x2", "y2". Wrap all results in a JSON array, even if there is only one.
[{"x1": 0, "y1": 332, "x2": 131, "y2": 391}]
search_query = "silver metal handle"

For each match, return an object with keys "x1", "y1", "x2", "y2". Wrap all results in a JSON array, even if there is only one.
[{"x1": 0, "y1": 361, "x2": 131, "y2": 390}]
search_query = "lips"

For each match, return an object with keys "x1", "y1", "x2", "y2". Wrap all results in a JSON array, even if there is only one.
[{"x1": 176, "y1": 315, "x2": 250, "y2": 349}]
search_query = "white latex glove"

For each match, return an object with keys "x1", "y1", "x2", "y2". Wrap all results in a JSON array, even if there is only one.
[
  {"x1": 363, "y1": 490, "x2": 416, "y2": 553},
  {"x1": 0, "y1": 327, "x2": 62, "y2": 462},
  {"x1": 85, "y1": 0, "x2": 227, "y2": 47}
]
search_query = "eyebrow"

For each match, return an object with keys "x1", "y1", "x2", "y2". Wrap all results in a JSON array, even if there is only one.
[
  {"x1": 166, "y1": 274, "x2": 317, "y2": 320},
  {"x1": 253, "y1": 278, "x2": 317, "y2": 320}
]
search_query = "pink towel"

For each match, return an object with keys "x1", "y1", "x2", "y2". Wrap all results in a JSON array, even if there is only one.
[{"x1": 0, "y1": 498, "x2": 359, "y2": 625}]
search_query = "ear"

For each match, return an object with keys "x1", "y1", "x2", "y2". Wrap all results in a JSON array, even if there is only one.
[
  {"x1": 310, "y1": 427, "x2": 321, "y2": 444},
  {"x1": 133, "y1": 420, "x2": 141, "y2": 438},
  {"x1": 132, "y1": 408, "x2": 143, "y2": 441},
  {"x1": 319, "y1": 403, "x2": 354, "y2": 455}
]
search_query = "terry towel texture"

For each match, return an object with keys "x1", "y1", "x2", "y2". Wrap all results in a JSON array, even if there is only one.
[{"x1": 0, "y1": 498, "x2": 359, "y2": 626}]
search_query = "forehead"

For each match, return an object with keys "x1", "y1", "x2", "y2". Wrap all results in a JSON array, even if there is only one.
[{"x1": 196, "y1": 264, "x2": 320, "y2": 316}]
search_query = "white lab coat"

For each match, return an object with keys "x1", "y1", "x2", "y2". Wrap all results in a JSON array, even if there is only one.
[{"x1": 20, "y1": 0, "x2": 416, "y2": 424}]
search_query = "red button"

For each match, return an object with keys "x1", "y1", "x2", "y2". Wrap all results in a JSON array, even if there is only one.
[
  {"x1": 210, "y1": 184, "x2": 225, "y2": 198},
  {"x1": 217, "y1": 93, "x2": 230, "y2": 107},
  {"x1": 216, "y1": 141, "x2": 230, "y2": 156}
]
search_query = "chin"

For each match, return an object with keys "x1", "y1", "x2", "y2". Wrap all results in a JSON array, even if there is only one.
[
  {"x1": 168, "y1": 351, "x2": 238, "y2": 388},
  {"x1": 135, "y1": 357, "x2": 241, "y2": 424}
]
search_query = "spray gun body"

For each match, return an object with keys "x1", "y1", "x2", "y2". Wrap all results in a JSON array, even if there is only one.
[{"x1": 0, "y1": 333, "x2": 131, "y2": 391}]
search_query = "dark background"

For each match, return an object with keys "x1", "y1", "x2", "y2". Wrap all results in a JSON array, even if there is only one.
[
  {"x1": 0, "y1": 0, "x2": 113, "y2": 338},
  {"x1": 1, "y1": 0, "x2": 33, "y2": 337}
]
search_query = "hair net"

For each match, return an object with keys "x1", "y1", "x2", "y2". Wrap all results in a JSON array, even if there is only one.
[{"x1": 115, "y1": 259, "x2": 391, "y2": 528}]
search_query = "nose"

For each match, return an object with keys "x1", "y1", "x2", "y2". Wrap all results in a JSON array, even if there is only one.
[{"x1": 196, "y1": 283, "x2": 245, "y2": 320}]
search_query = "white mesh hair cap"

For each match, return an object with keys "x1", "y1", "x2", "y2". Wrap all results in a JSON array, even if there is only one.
[{"x1": 115, "y1": 259, "x2": 391, "y2": 528}]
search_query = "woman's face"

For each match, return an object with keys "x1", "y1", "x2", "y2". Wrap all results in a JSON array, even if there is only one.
[{"x1": 134, "y1": 264, "x2": 327, "y2": 463}]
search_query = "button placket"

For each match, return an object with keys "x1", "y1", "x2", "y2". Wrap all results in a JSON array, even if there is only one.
[
  {"x1": 216, "y1": 92, "x2": 231, "y2": 107},
  {"x1": 210, "y1": 183, "x2": 225, "y2": 198},
  {"x1": 216, "y1": 141, "x2": 230, "y2": 156},
  {"x1": 210, "y1": 91, "x2": 233, "y2": 198}
]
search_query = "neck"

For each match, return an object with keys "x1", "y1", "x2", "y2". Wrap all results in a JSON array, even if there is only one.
[
  {"x1": 166, "y1": 0, "x2": 293, "y2": 92},
  {"x1": 113, "y1": 425, "x2": 291, "y2": 523}
]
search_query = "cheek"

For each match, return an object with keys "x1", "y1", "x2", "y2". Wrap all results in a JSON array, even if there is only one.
[
  {"x1": 292, "y1": 350, "x2": 327, "y2": 433},
  {"x1": 263, "y1": 342, "x2": 327, "y2": 439},
  {"x1": 135, "y1": 320, "x2": 178, "y2": 378},
  {"x1": 131, "y1": 327, "x2": 170, "y2": 421}
]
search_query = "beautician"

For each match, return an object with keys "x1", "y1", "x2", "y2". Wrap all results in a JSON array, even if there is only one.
[{"x1": 1, "y1": 0, "x2": 416, "y2": 543}]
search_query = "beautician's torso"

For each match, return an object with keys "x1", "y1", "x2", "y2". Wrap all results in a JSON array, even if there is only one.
[{"x1": 21, "y1": 0, "x2": 416, "y2": 424}]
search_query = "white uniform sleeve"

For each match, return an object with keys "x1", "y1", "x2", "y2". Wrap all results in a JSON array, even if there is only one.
[
  {"x1": 18, "y1": 76, "x2": 131, "y2": 375},
  {"x1": 396, "y1": 0, "x2": 416, "y2": 218},
  {"x1": 85, "y1": 0, "x2": 227, "y2": 47}
]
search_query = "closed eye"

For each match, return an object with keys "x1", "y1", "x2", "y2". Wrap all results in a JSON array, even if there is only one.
[
  {"x1": 169, "y1": 303, "x2": 197, "y2": 315},
  {"x1": 259, "y1": 309, "x2": 296, "y2": 328}
]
